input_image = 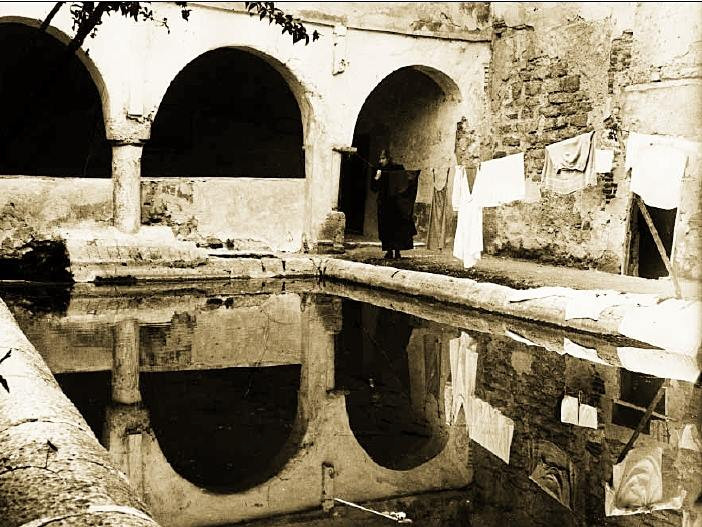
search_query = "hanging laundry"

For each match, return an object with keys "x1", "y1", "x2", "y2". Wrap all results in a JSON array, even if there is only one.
[
  {"x1": 617, "y1": 346, "x2": 700, "y2": 384},
  {"x1": 472, "y1": 152, "x2": 526, "y2": 207},
  {"x1": 467, "y1": 396, "x2": 514, "y2": 464},
  {"x1": 451, "y1": 165, "x2": 466, "y2": 211},
  {"x1": 679, "y1": 424, "x2": 702, "y2": 452},
  {"x1": 594, "y1": 148, "x2": 615, "y2": 174},
  {"x1": 625, "y1": 132, "x2": 688, "y2": 210},
  {"x1": 618, "y1": 299, "x2": 702, "y2": 356},
  {"x1": 605, "y1": 446, "x2": 684, "y2": 516},
  {"x1": 452, "y1": 166, "x2": 483, "y2": 268},
  {"x1": 427, "y1": 168, "x2": 449, "y2": 250},
  {"x1": 542, "y1": 131, "x2": 596, "y2": 194}
]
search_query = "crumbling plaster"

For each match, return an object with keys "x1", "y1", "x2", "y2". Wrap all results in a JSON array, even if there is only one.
[{"x1": 478, "y1": 2, "x2": 702, "y2": 278}]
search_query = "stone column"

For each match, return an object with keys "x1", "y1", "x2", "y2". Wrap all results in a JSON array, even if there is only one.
[
  {"x1": 112, "y1": 318, "x2": 141, "y2": 405},
  {"x1": 112, "y1": 143, "x2": 143, "y2": 234}
]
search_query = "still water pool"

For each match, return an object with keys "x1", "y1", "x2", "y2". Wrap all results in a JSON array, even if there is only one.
[{"x1": 2, "y1": 280, "x2": 700, "y2": 526}]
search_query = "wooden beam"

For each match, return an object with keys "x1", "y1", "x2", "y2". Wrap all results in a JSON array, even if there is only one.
[
  {"x1": 634, "y1": 194, "x2": 682, "y2": 298},
  {"x1": 616, "y1": 380, "x2": 668, "y2": 464}
]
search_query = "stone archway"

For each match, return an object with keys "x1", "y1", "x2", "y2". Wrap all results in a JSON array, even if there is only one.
[{"x1": 339, "y1": 66, "x2": 462, "y2": 244}]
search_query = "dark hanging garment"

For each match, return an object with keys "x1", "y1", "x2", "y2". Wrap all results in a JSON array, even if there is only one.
[{"x1": 372, "y1": 164, "x2": 419, "y2": 251}]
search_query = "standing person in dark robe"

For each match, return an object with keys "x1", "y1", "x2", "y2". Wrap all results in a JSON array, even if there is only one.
[{"x1": 371, "y1": 149, "x2": 419, "y2": 259}]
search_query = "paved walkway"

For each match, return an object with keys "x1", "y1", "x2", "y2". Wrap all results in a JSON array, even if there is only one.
[{"x1": 340, "y1": 246, "x2": 702, "y2": 300}]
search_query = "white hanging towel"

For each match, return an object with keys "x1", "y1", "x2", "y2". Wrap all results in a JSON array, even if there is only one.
[
  {"x1": 594, "y1": 148, "x2": 614, "y2": 173},
  {"x1": 451, "y1": 165, "x2": 466, "y2": 212},
  {"x1": 452, "y1": 166, "x2": 483, "y2": 268},
  {"x1": 473, "y1": 152, "x2": 526, "y2": 207},
  {"x1": 542, "y1": 131, "x2": 596, "y2": 194},
  {"x1": 563, "y1": 338, "x2": 610, "y2": 365},
  {"x1": 625, "y1": 132, "x2": 688, "y2": 210}
]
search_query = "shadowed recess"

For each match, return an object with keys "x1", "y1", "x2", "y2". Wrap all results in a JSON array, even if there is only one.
[
  {"x1": 335, "y1": 300, "x2": 449, "y2": 470},
  {"x1": 0, "y1": 23, "x2": 110, "y2": 177},
  {"x1": 142, "y1": 48, "x2": 304, "y2": 178},
  {"x1": 141, "y1": 365, "x2": 301, "y2": 492}
]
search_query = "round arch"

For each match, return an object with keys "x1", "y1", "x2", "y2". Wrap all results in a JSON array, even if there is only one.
[
  {"x1": 0, "y1": 17, "x2": 111, "y2": 177},
  {"x1": 0, "y1": 16, "x2": 111, "y2": 130},
  {"x1": 339, "y1": 64, "x2": 463, "y2": 240},
  {"x1": 142, "y1": 46, "x2": 310, "y2": 179}
]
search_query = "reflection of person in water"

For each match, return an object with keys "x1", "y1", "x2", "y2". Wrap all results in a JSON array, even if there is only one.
[{"x1": 370, "y1": 149, "x2": 418, "y2": 259}]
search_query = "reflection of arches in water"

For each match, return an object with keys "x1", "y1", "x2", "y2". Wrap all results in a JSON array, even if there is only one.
[
  {"x1": 141, "y1": 365, "x2": 302, "y2": 492},
  {"x1": 55, "y1": 371, "x2": 112, "y2": 439},
  {"x1": 0, "y1": 21, "x2": 110, "y2": 177},
  {"x1": 335, "y1": 300, "x2": 449, "y2": 470}
]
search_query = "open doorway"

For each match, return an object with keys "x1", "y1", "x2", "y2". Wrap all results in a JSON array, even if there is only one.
[
  {"x1": 338, "y1": 66, "x2": 461, "y2": 244},
  {"x1": 626, "y1": 200, "x2": 677, "y2": 279}
]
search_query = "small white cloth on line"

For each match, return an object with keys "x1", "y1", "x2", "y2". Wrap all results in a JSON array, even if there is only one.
[
  {"x1": 594, "y1": 148, "x2": 614, "y2": 173},
  {"x1": 467, "y1": 396, "x2": 514, "y2": 464},
  {"x1": 473, "y1": 152, "x2": 526, "y2": 207},
  {"x1": 625, "y1": 132, "x2": 688, "y2": 210},
  {"x1": 452, "y1": 166, "x2": 483, "y2": 268}
]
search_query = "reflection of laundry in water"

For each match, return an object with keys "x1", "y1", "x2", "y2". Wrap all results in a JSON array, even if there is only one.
[
  {"x1": 561, "y1": 395, "x2": 579, "y2": 426},
  {"x1": 679, "y1": 424, "x2": 702, "y2": 452},
  {"x1": 617, "y1": 346, "x2": 700, "y2": 383},
  {"x1": 560, "y1": 395, "x2": 598, "y2": 429},
  {"x1": 528, "y1": 440, "x2": 576, "y2": 510},
  {"x1": 563, "y1": 338, "x2": 609, "y2": 365},
  {"x1": 446, "y1": 332, "x2": 478, "y2": 425},
  {"x1": 505, "y1": 329, "x2": 537, "y2": 347},
  {"x1": 605, "y1": 446, "x2": 684, "y2": 516},
  {"x1": 619, "y1": 299, "x2": 702, "y2": 356},
  {"x1": 467, "y1": 396, "x2": 514, "y2": 464},
  {"x1": 504, "y1": 326, "x2": 564, "y2": 354},
  {"x1": 578, "y1": 403, "x2": 598, "y2": 429}
]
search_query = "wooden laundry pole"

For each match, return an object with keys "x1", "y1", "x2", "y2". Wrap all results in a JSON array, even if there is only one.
[{"x1": 633, "y1": 194, "x2": 682, "y2": 298}]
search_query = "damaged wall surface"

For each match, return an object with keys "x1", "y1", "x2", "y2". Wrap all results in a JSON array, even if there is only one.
[{"x1": 475, "y1": 2, "x2": 702, "y2": 278}]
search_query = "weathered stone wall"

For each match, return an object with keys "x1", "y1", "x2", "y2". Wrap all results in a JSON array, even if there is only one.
[{"x1": 470, "y1": 2, "x2": 702, "y2": 278}]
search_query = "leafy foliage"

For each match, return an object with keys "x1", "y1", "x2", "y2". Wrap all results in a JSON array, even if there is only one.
[
  {"x1": 244, "y1": 2, "x2": 320, "y2": 45},
  {"x1": 58, "y1": 2, "x2": 319, "y2": 49}
]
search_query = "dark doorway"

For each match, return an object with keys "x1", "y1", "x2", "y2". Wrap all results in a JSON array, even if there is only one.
[
  {"x1": 339, "y1": 134, "x2": 370, "y2": 234},
  {"x1": 628, "y1": 202, "x2": 677, "y2": 279}
]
